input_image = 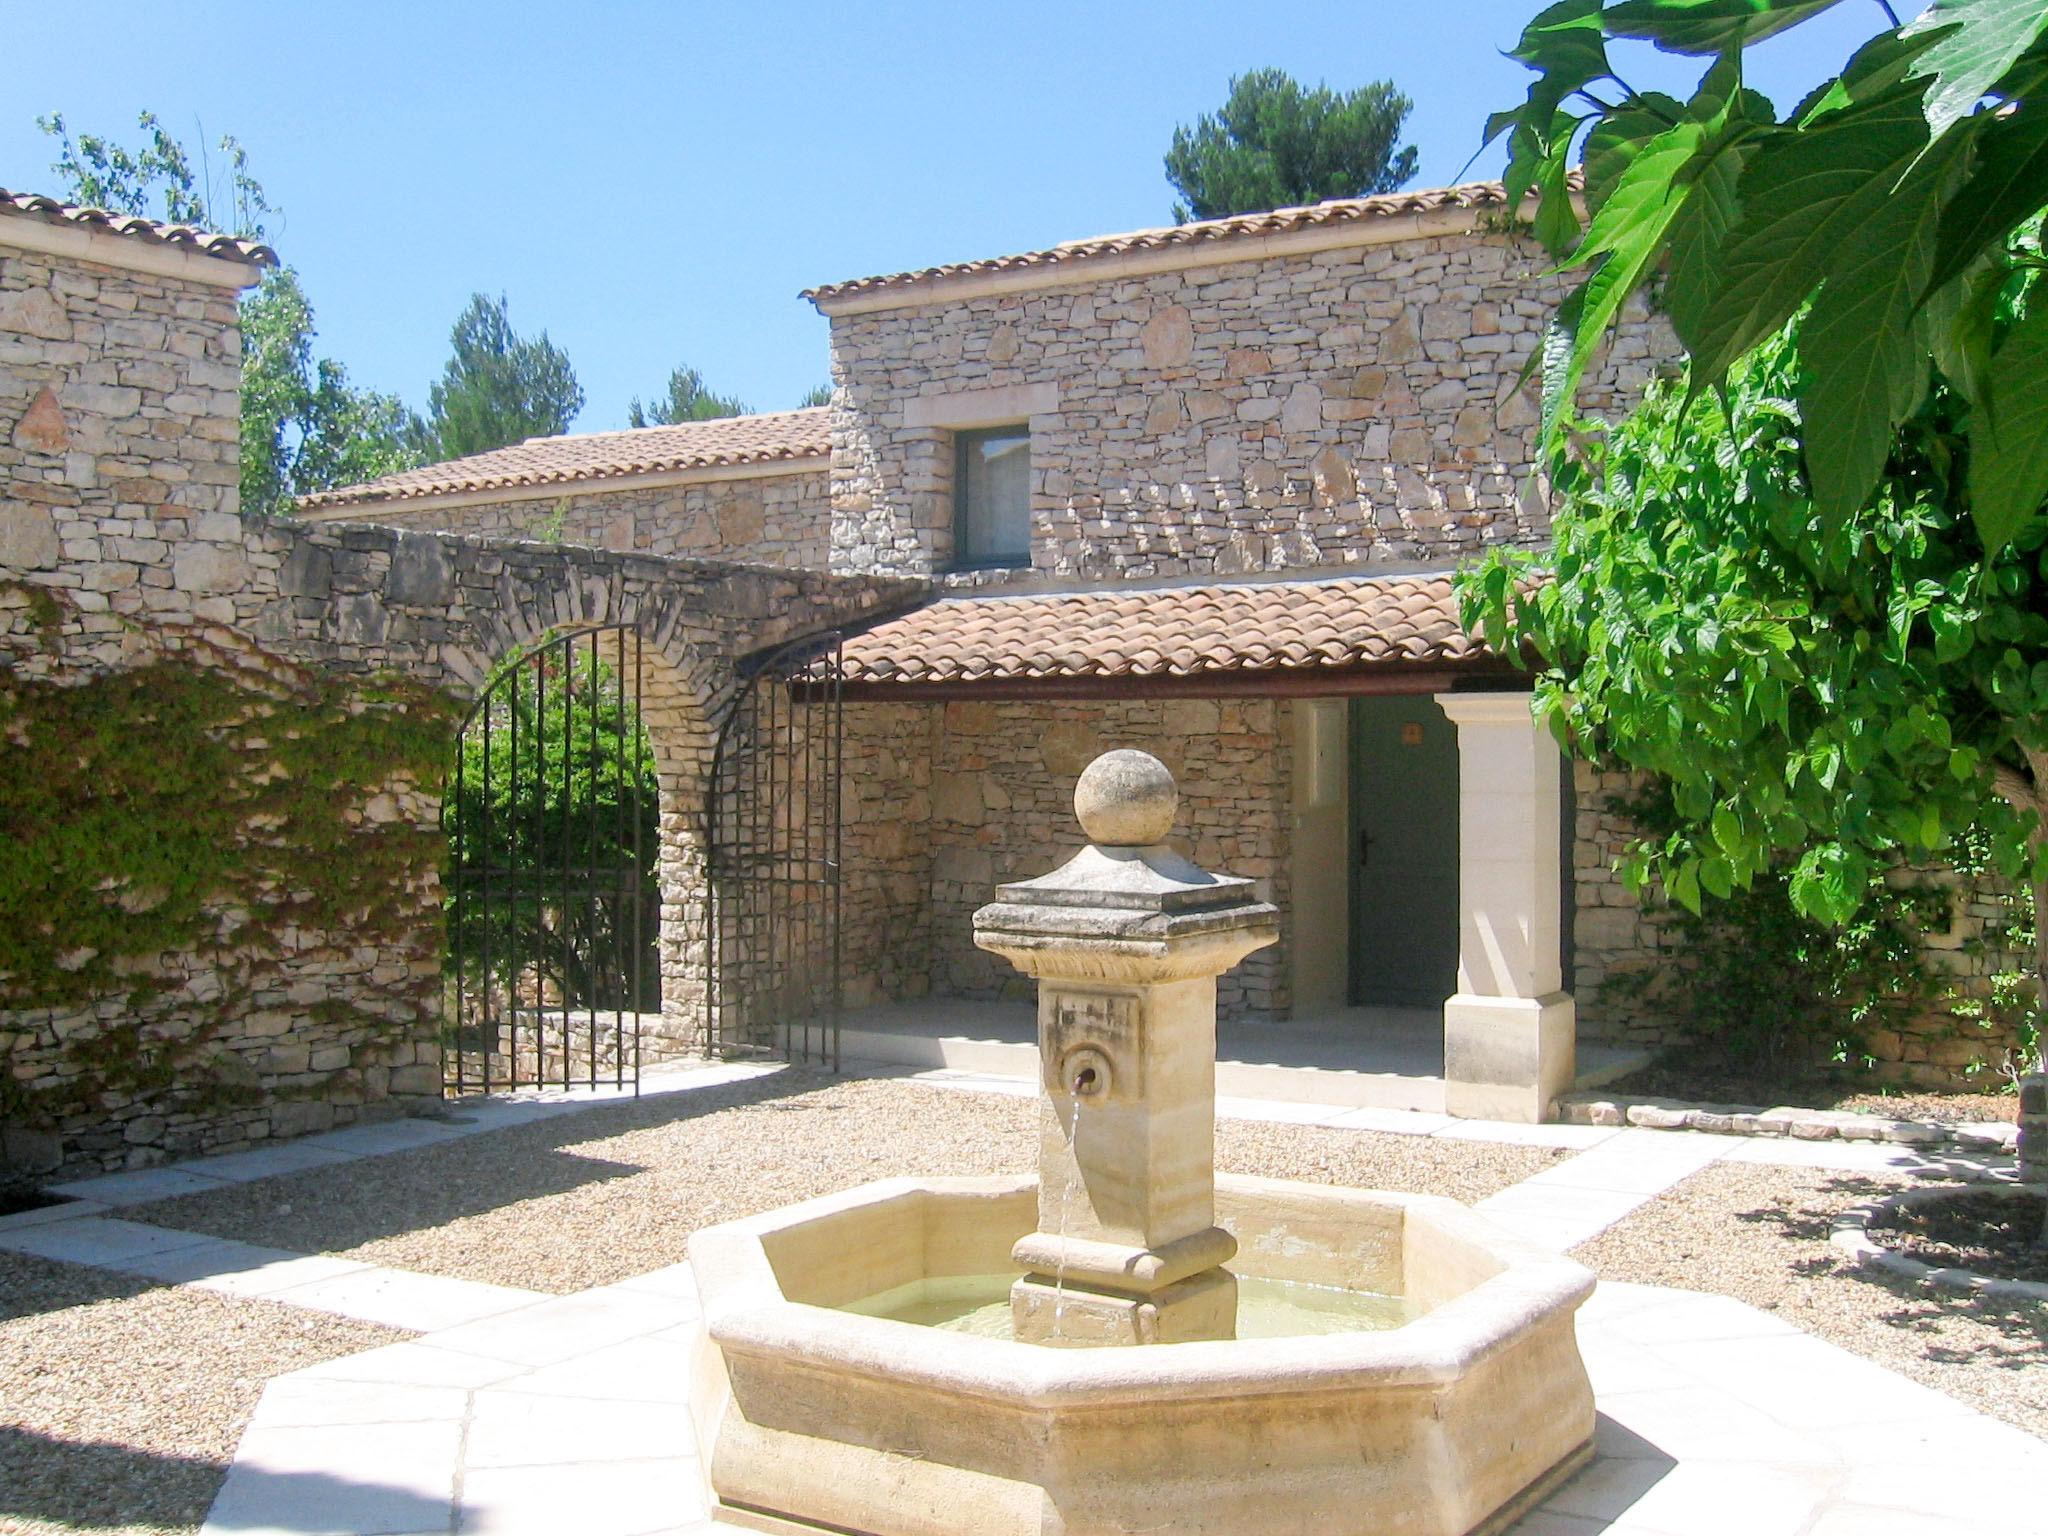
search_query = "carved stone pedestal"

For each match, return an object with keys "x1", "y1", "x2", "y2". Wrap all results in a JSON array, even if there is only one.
[{"x1": 970, "y1": 750, "x2": 1278, "y2": 1346}]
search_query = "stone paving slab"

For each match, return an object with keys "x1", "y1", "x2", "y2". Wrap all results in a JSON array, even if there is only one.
[
  {"x1": 1470, "y1": 1129, "x2": 1743, "y2": 1249},
  {"x1": 0, "y1": 1213, "x2": 215, "y2": 1267},
  {"x1": 0, "y1": 1210, "x2": 544, "y2": 1331},
  {"x1": 46, "y1": 1164, "x2": 232, "y2": 1205},
  {"x1": 36, "y1": 1058, "x2": 791, "y2": 1214},
  {"x1": 192, "y1": 1268, "x2": 2047, "y2": 1536}
]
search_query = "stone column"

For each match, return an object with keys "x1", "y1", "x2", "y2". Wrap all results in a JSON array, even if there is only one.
[
  {"x1": 1433, "y1": 692, "x2": 1575, "y2": 1124},
  {"x1": 974, "y1": 750, "x2": 1277, "y2": 1346}
]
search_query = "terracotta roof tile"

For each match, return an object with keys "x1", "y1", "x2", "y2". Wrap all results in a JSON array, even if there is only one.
[
  {"x1": 840, "y1": 573, "x2": 1501, "y2": 687},
  {"x1": 298, "y1": 408, "x2": 831, "y2": 511},
  {"x1": 0, "y1": 188, "x2": 276, "y2": 267},
  {"x1": 804, "y1": 177, "x2": 1558, "y2": 306}
]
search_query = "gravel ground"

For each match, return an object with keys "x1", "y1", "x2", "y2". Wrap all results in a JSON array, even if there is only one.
[
  {"x1": 1576, "y1": 1164, "x2": 2048, "y2": 1438},
  {"x1": 130, "y1": 1071, "x2": 1562, "y2": 1295},
  {"x1": 0, "y1": 1252, "x2": 406, "y2": 1536},
  {"x1": 1874, "y1": 1188, "x2": 2048, "y2": 1284}
]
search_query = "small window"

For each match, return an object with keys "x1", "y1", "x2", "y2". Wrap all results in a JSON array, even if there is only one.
[{"x1": 953, "y1": 425, "x2": 1031, "y2": 569}]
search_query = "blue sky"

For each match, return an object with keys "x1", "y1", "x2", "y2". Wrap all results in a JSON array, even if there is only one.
[{"x1": 2, "y1": 1, "x2": 1883, "y2": 434}]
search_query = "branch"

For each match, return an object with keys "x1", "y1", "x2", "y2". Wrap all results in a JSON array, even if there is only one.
[{"x1": 1875, "y1": 1, "x2": 1902, "y2": 27}]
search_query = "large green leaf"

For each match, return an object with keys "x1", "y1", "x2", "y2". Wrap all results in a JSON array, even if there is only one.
[
  {"x1": 1604, "y1": 0, "x2": 1850, "y2": 55},
  {"x1": 1799, "y1": 129, "x2": 1963, "y2": 520},
  {"x1": 1541, "y1": 120, "x2": 1709, "y2": 450},
  {"x1": 1968, "y1": 295, "x2": 2048, "y2": 549},
  {"x1": 1487, "y1": 0, "x2": 1609, "y2": 169},
  {"x1": 1691, "y1": 83, "x2": 1935, "y2": 387},
  {"x1": 1584, "y1": 92, "x2": 1687, "y2": 214},
  {"x1": 1927, "y1": 95, "x2": 2048, "y2": 293},
  {"x1": 1663, "y1": 145, "x2": 1746, "y2": 351},
  {"x1": 1902, "y1": 0, "x2": 2048, "y2": 136},
  {"x1": 1925, "y1": 255, "x2": 2005, "y2": 403}
]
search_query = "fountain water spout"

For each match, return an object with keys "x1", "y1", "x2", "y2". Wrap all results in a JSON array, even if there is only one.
[{"x1": 972, "y1": 750, "x2": 1278, "y2": 1347}]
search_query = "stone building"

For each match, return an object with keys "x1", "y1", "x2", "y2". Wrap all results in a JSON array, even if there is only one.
[
  {"x1": 0, "y1": 192, "x2": 907, "y2": 1172},
  {"x1": 94, "y1": 172, "x2": 2016, "y2": 1134},
  {"x1": 297, "y1": 180, "x2": 1690, "y2": 1122}
]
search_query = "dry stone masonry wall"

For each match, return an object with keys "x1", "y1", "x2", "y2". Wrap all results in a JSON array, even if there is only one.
[
  {"x1": 826, "y1": 224, "x2": 1671, "y2": 580},
  {"x1": 326, "y1": 466, "x2": 832, "y2": 571},
  {"x1": 841, "y1": 697, "x2": 1293, "y2": 1018},
  {"x1": 0, "y1": 232, "x2": 916, "y2": 1171}
]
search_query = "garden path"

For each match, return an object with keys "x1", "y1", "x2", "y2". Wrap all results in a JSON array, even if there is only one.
[{"x1": 0, "y1": 1059, "x2": 2031, "y2": 1535}]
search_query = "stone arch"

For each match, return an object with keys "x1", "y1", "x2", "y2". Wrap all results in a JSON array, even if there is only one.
[{"x1": 456, "y1": 612, "x2": 728, "y2": 1062}]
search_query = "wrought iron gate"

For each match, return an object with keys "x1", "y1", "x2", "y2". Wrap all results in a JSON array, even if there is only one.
[
  {"x1": 705, "y1": 632, "x2": 845, "y2": 1067},
  {"x1": 443, "y1": 626, "x2": 656, "y2": 1095}
]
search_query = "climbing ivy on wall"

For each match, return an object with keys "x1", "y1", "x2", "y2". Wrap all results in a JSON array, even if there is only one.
[{"x1": 0, "y1": 608, "x2": 460, "y2": 1127}]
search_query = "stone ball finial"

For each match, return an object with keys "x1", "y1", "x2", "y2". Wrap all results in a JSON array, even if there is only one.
[{"x1": 1074, "y1": 750, "x2": 1178, "y2": 847}]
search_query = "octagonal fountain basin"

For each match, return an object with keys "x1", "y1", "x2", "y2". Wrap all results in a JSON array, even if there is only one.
[{"x1": 688, "y1": 1172, "x2": 1595, "y2": 1536}]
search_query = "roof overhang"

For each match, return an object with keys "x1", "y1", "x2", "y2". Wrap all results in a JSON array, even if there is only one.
[
  {"x1": 810, "y1": 204, "x2": 1495, "y2": 317},
  {"x1": 833, "y1": 660, "x2": 1526, "y2": 703},
  {"x1": 0, "y1": 207, "x2": 268, "y2": 290},
  {"x1": 294, "y1": 451, "x2": 830, "y2": 521}
]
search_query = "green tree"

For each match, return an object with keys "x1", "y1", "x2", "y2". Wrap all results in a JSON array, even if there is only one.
[
  {"x1": 38, "y1": 111, "x2": 414, "y2": 517},
  {"x1": 1164, "y1": 68, "x2": 1419, "y2": 222},
  {"x1": 1484, "y1": 0, "x2": 2048, "y2": 548},
  {"x1": 241, "y1": 267, "x2": 415, "y2": 516},
  {"x1": 1475, "y1": 0, "x2": 2048, "y2": 1194},
  {"x1": 443, "y1": 645, "x2": 659, "y2": 1014},
  {"x1": 409, "y1": 294, "x2": 583, "y2": 460},
  {"x1": 627, "y1": 364, "x2": 748, "y2": 427},
  {"x1": 799, "y1": 383, "x2": 835, "y2": 408}
]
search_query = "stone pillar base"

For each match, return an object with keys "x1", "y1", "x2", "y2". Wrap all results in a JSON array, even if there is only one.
[
  {"x1": 1011, "y1": 1266, "x2": 1237, "y2": 1346},
  {"x1": 2019, "y1": 1073, "x2": 2047, "y2": 1182},
  {"x1": 1444, "y1": 991, "x2": 1575, "y2": 1125}
]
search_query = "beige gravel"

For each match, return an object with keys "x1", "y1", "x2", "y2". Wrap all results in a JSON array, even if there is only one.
[
  {"x1": 131, "y1": 1071, "x2": 1561, "y2": 1295},
  {"x1": 0, "y1": 1252, "x2": 407, "y2": 1536},
  {"x1": 1575, "y1": 1163, "x2": 2048, "y2": 1439}
]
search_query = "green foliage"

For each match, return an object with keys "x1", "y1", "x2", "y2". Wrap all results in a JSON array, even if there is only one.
[
  {"x1": 443, "y1": 644, "x2": 659, "y2": 1014},
  {"x1": 408, "y1": 294, "x2": 584, "y2": 460},
  {"x1": 38, "y1": 111, "x2": 419, "y2": 517},
  {"x1": 1488, "y1": 0, "x2": 2048, "y2": 548},
  {"x1": 627, "y1": 364, "x2": 749, "y2": 428},
  {"x1": 0, "y1": 613, "x2": 458, "y2": 1125},
  {"x1": 240, "y1": 267, "x2": 418, "y2": 518},
  {"x1": 799, "y1": 383, "x2": 836, "y2": 409},
  {"x1": 1461, "y1": 330, "x2": 2048, "y2": 932},
  {"x1": 1164, "y1": 68, "x2": 1419, "y2": 222},
  {"x1": 39, "y1": 109, "x2": 272, "y2": 237},
  {"x1": 1603, "y1": 782, "x2": 1977, "y2": 1070}
]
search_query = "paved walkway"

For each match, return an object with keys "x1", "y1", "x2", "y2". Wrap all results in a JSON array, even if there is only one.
[{"x1": 2, "y1": 1059, "x2": 2035, "y2": 1534}]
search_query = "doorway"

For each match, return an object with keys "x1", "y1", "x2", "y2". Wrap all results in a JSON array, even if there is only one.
[{"x1": 1347, "y1": 695, "x2": 1460, "y2": 1007}]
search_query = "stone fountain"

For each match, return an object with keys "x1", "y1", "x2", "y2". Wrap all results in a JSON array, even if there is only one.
[{"x1": 689, "y1": 750, "x2": 1596, "y2": 1535}]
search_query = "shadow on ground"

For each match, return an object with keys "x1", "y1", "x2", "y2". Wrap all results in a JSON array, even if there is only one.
[
  {"x1": 0, "y1": 1425, "x2": 231, "y2": 1532},
  {"x1": 114, "y1": 1064, "x2": 957, "y2": 1287}
]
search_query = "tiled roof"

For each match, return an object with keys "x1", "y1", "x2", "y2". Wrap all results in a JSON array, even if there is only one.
[
  {"x1": 839, "y1": 573, "x2": 1502, "y2": 688},
  {"x1": 0, "y1": 189, "x2": 277, "y2": 267},
  {"x1": 804, "y1": 178, "x2": 1546, "y2": 306},
  {"x1": 298, "y1": 408, "x2": 831, "y2": 511}
]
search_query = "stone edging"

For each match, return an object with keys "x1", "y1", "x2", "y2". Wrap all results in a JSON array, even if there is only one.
[
  {"x1": 1829, "y1": 1180, "x2": 2048, "y2": 1305},
  {"x1": 1556, "y1": 1093, "x2": 2019, "y2": 1154}
]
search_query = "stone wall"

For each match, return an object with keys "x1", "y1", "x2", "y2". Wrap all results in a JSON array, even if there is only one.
[
  {"x1": 825, "y1": 222, "x2": 1673, "y2": 580},
  {"x1": 318, "y1": 465, "x2": 832, "y2": 570},
  {"x1": 840, "y1": 697, "x2": 1292, "y2": 1019},
  {"x1": 1, "y1": 243, "x2": 242, "y2": 577},
  {"x1": 1568, "y1": 763, "x2": 2034, "y2": 1086},
  {"x1": 2, "y1": 498, "x2": 912, "y2": 1173},
  {"x1": 0, "y1": 226, "x2": 915, "y2": 1173}
]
